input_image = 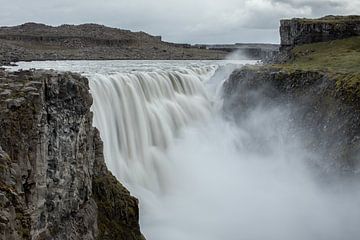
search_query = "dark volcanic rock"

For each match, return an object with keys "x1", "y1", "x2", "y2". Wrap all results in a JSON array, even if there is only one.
[
  {"x1": 0, "y1": 69, "x2": 144, "y2": 240},
  {"x1": 223, "y1": 67, "x2": 360, "y2": 172},
  {"x1": 280, "y1": 15, "x2": 360, "y2": 49},
  {"x1": 275, "y1": 15, "x2": 360, "y2": 63}
]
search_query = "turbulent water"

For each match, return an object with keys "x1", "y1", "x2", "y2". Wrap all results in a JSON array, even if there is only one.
[{"x1": 9, "y1": 60, "x2": 360, "y2": 240}]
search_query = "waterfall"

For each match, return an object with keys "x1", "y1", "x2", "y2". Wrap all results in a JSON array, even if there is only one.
[
  {"x1": 8, "y1": 60, "x2": 360, "y2": 240},
  {"x1": 88, "y1": 65, "x2": 217, "y2": 191}
]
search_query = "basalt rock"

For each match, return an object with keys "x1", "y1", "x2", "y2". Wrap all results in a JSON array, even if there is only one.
[
  {"x1": 0, "y1": 69, "x2": 144, "y2": 240},
  {"x1": 276, "y1": 15, "x2": 360, "y2": 62},
  {"x1": 223, "y1": 67, "x2": 360, "y2": 173}
]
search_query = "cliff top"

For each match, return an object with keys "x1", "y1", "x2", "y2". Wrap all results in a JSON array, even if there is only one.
[
  {"x1": 279, "y1": 14, "x2": 360, "y2": 51},
  {"x1": 281, "y1": 15, "x2": 360, "y2": 24},
  {"x1": 272, "y1": 36, "x2": 360, "y2": 96}
]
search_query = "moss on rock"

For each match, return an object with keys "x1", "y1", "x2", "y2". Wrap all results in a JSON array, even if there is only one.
[
  {"x1": 92, "y1": 173, "x2": 145, "y2": 240},
  {"x1": 271, "y1": 36, "x2": 360, "y2": 101}
]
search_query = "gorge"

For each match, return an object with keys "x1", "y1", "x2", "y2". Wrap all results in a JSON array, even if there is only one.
[{"x1": 0, "y1": 15, "x2": 360, "y2": 240}]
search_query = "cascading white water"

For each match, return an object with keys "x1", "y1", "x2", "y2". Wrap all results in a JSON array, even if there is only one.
[
  {"x1": 8, "y1": 60, "x2": 360, "y2": 240},
  {"x1": 88, "y1": 66, "x2": 216, "y2": 191}
]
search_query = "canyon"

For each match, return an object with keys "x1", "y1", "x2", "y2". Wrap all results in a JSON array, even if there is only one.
[{"x1": 0, "y1": 14, "x2": 360, "y2": 240}]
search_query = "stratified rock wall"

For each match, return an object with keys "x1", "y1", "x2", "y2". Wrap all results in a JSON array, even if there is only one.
[
  {"x1": 280, "y1": 15, "x2": 360, "y2": 49},
  {"x1": 223, "y1": 67, "x2": 360, "y2": 172},
  {"x1": 0, "y1": 69, "x2": 144, "y2": 240}
]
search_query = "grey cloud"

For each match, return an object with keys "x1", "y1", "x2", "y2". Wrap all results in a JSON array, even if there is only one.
[
  {"x1": 272, "y1": 0, "x2": 345, "y2": 8},
  {"x1": 0, "y1": 0, "x2": 359, "y2": 43}
]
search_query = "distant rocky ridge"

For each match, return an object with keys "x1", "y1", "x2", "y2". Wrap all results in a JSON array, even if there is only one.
[
  {"x1": 224, "y1": 68, "x2": 360, "y2": 172},
  {"x1": 280, "y1": 15, "x2": 360, "y2": 49},
  {"x1": 0, "y1": 23, "x2": 227, "y2": 65},
  {"x1": 0, "y1": 69, "x2": 144, "y2": 240}
]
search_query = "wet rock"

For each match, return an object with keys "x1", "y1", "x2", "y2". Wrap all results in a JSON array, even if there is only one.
[
  {"x1": 22, "y1": 86, "x2": 38, "y2": 92},
  {"x1": 0, "y1": 89, "x2": 11, "y2": 96},
  {"x1": 223, "y1": 67, "x2": 360, "y2": 172},
  {"x1": 0, "y1": 69, "x2": 144, "y2": 240},
  {"x1": 6, "y1": 97, "x2": 26, "y2": 110}
]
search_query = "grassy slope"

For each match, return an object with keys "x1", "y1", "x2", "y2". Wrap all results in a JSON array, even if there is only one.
[
  {"x1": 272, "y1": 36, "x2": 360, "y2": 96},
  {"x1": 279, "y1": 36, "x2": 360, "y2": 73}
]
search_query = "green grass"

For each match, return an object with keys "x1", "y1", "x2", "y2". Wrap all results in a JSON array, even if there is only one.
[
  {"x1": 277, "y1": 36, "x2": 360, "y2": 73},
  {"x1": 272, "y1": 36, "x2": 360, "y2": 97}
]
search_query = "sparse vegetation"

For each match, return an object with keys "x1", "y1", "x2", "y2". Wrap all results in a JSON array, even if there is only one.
[
  {"x1": 92, "y1": 173, "x2": 145, "y2": 240},
  {"x1": 275, "y1": 36, "x2": 360, "y2": 73},
  {"x1": 272, "y1": 36, "x2": 360, "y2": 97}
]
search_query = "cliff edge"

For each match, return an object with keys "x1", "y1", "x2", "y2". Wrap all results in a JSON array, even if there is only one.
[
  {"x1": 224, "y1": 16, "x2": 360, "y2": 172},
  {"x1": 0, "y1": 69, "x2": 144, "y2": 240},
  {"x1": 276, "y1": 15, "x2": 360, "y2": 62}
]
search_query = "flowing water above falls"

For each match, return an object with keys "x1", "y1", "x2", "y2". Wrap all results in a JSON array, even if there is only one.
[{"x1": 9, "y1": 60, "x2": 360, "y2": 240}]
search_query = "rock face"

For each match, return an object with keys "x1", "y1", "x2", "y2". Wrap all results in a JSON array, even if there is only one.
[
  {"x1": 280, "y1": 15, "x2": 360, "y2": 49},
  {"x1": 0, "y1": 69, "x2": 144, "y2": 240},
  {"x1": 0, "y1": 23, "x2": 227, "y2": 64},
  {"x1": 275, "y1": 15, "x2": 360, "y2": 63},
  {"x1": 225, "y1": 15, "x2": 360, "y2": 172},
  {"x1": 223, "y1": 67, "x2": 360, "y2": 172}
]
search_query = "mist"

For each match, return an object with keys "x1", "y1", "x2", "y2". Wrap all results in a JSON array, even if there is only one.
[
  {"x1": 133, "y1": 66, "x2": 360, "y2": 240},
  {"x1": 225, "y1": 50, "x2": 250, "y2": 60},
  {"x1": 8, "y1": 60, "x2": 360, "y2": 240}
]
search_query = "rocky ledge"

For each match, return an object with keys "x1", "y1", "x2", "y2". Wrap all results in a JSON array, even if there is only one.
[
  {"x1": 0, "y1": 69, "x2": 144, "y2": 240},
  {"x1": 280, "y1": 15, "x2": 360, "y2": 49},
  {"x1": 276, "y1": 15, "x2": 360, "y2": 62},
  {"x1": 223, "y1": 67, "x2": 360, "y2": 172},
  {"x1": 224, "y1": 15, "x2": 360, "y2": 173}
]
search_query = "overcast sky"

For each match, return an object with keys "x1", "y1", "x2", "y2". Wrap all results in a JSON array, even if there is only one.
[{"x1": 0, "y1": 0, "x2": 359, "y2": 44}]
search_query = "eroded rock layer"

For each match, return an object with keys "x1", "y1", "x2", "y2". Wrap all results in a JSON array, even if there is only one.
[
  {"x1": 223, "y1": 67, "x2": 360, "y2": 172},
  {"x1": 280, "y1": 15, "x2": 360, "y2": 48},
  {"x1": 0, "y1": 69, "x2": 144, "y2": 240}
]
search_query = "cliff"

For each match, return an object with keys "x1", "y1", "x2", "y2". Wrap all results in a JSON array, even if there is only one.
[
  {"x1": 280, "y1": 15, "x2": 360, "y2": 49},
  {"x1": 223, "y1": 67, "x2": 360, "y2": 172},
  {"x1": 0, "y1": 23, "x2": 227, "y2": 64},
  {"x1": 224, "y1": 16, "x2": 360, "y2": 172},
  {"x1": 0, "y1": 69, "x2": 144, "y2": 240},
  {"x1": 276, "y1": 15, "x2": 360, "y2": 63}
]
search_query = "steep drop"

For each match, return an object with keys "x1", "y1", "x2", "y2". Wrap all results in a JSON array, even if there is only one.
[
  {"x1": 88, "y1": 65, "x2": 216, "y2": 191},
  {"x1": 8, "y1": 60, "x2": 360, "y2": 240}
]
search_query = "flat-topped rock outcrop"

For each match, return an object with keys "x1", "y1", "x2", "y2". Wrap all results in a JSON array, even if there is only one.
[
  {"x1": 0, "y1": 23, "x2": 227, "y2": 65},
  {"x1": 280, "y1": 15, "x2": 360, "y2": 49}
]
